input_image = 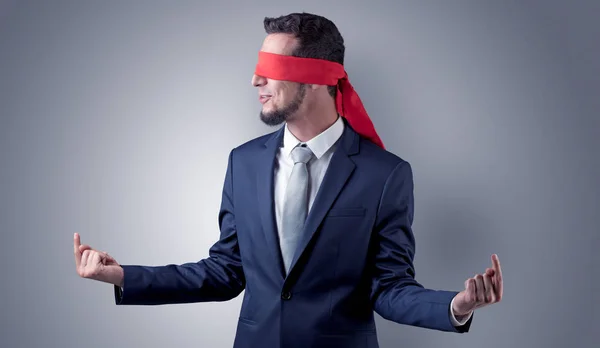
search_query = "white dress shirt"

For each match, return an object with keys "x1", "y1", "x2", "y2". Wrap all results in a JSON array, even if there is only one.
[
  {"x1": 273, "y1": 116, "x2": 345, "y2": 234},
  {"x1": 272, "y1": 115, "x2": 471, "y2": 327}
]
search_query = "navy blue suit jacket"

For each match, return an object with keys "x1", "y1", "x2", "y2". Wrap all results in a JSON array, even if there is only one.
[{"x1": 115, "y1": 118, "x2": 472, "y2": 347}]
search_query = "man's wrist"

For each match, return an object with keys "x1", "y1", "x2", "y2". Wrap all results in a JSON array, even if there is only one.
[
  {"x1": 450, "y1": 296, "x2": 473, "y2": 326},
  {"x1": 114, "y1": 266, "x2": 124, "y2": 287}
]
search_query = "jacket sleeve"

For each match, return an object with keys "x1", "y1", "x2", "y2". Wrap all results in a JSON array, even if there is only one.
[
  {"x1": 114, "y1": 149, "x2": 245, "y2": 305},
  {"x1": 370, "y1": 160, "x2": 472, "y2": 333}
]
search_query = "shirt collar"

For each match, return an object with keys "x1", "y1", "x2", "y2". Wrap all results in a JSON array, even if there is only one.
[{"x1": 282, "y1": 115, "x2": 344, "y2": 159}]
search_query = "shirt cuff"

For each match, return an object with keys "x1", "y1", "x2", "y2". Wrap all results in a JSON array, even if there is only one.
[{"x1": 450, "y1": 296, "x2": 473, "y2": 326}]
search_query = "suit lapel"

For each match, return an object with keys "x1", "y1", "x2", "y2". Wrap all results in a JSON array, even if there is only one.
[
  {"x1": 288, "y1": 121, "x2": 360, "y2": 275},
  {"x1": 256, "y1": 126, "x2": 286, "y2": 279}
]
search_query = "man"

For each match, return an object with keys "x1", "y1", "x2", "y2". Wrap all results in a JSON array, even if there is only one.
[{"x1": 74, "y1": 12, "x2": 503, "y2": 348}]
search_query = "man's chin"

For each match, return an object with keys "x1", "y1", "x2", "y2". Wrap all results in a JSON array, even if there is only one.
[{"x1": 259, "y1": 111, "x2": 286, "y2": 126}]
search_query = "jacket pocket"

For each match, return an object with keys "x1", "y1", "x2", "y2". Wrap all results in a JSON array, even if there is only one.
[{"x1": 238, "y1": 317, "x2": 258, "y2": 325}]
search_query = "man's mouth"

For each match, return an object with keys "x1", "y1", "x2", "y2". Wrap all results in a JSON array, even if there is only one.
[{"x1": 259, "y1": 95, "x2": 272, "y2": 104}]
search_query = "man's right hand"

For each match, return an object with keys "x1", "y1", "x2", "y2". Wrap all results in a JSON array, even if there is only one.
[{"x1": 74, "y1": 232, "x2": 124, "y2": 287}]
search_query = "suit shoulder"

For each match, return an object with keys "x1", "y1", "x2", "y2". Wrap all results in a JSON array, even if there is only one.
[
  {"x1": 229, "y1": 128, "x2": 281, "y2": 155},
  {"x1": 357, "y1": 137, "x2": 411, "y2": 173}
]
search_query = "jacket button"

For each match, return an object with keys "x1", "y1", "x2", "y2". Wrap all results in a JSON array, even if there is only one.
[{"x1": 281, "y1": 291, "x2": 292, "y2": 300}]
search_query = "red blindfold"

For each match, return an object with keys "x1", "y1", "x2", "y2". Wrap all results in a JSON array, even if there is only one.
[{"x1": 254, "y1": 51, "x2": 385, "y2": 149}]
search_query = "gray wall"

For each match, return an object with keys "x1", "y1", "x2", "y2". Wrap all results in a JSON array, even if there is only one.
[{"x1": 1, "y1": 1, "x2": 598, "y2": 347}]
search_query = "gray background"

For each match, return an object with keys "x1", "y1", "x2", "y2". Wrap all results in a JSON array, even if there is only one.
[{"x1": 1, "y1": 0, "x2": 598, "y2": 347}]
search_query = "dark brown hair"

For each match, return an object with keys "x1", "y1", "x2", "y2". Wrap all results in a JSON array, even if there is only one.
[{"x1": 263, "y1": 12, "x2": 345, "y2": 98}]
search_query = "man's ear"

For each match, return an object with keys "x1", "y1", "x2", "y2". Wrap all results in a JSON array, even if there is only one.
[{"x1": 309, "y1": 84, "x2": 326, "y2": 91}]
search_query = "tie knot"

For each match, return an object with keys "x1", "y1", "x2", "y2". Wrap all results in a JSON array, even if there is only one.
[{"x1": 291, "y1": 145, "x2": 314, "y2": 164}]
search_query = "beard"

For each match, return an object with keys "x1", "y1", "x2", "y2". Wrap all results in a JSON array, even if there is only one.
[{"x1": 259, "y1": 84, "x2": 307, "y2": 126}]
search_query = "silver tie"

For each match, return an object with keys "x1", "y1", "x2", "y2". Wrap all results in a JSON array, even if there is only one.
[{"x1": 280, "y1": 144, "x2": 314, "y2": 274}]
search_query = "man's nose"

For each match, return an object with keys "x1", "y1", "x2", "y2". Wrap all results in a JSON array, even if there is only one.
[{"x1": 252, "y1": 74, "x2": 267, "y2": 87}]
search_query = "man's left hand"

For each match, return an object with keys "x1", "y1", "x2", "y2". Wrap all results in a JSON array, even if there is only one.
[{"x1": 452, "y1": 254, "x2": 503, "y2": 317}]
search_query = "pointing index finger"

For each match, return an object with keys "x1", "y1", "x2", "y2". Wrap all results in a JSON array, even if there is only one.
[
  {"x1": 491, "y1": 254, "x2": 503, "y2": 299},
  {"x1": 74, "y1": 233, "x2": 83, "y2": 269},
  {"x1": 74, "y1": 233, "x2": 81, "y2": 254},
  {"x1": 492, "y1": 254, "x2": 502, "y2": 275}
]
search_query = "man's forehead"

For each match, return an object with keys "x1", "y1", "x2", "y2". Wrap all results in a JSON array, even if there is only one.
[{"x1": 260, "y1": 33, "x2": 299, "y2": 55}]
